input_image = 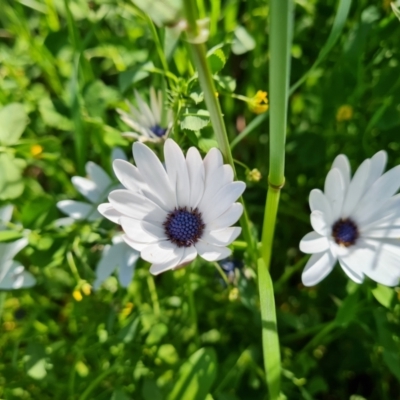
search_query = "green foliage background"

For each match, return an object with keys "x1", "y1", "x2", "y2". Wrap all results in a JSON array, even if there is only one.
[{"x1": 1, "y1": 0, "x2": 400, "y2": 399}]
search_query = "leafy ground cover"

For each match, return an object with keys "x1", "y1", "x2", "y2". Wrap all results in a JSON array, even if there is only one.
[{"x1": 1, "y1": 0, "x2": 400, "y2": 399}]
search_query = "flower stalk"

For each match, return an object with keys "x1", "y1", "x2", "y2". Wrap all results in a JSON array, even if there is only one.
[
  {"x1": 182, "y1": 0, "x2": 256, "y2": 261},
  {"x1": 259, "y1": 0, "x2": 293, "y2": 398}
]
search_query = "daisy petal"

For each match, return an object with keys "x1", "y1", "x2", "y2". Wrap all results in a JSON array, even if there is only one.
[
  {"x1": 364, "y1": 150, "x2": 387, "y2": 189},
  {"x1": 134, "y1": 90, "x2": 157, "y2": 127},
  {"x1": 98, "y1": 203, "x2": 123, "y2": 224},
  {"x1": 341, "y1": 159, "x2": 370, "y2": 218},
  {"x1": 0, "y1": 261, "x2": 35, "y2": 290},
  {"x1": 354, "y1": 165, "x2": 400, "y2": 224},
  {"x1": 299, "y1": 231, "x2": 330, "y2": 254},
  {"x1": 331, "y1": 154, "x2": 351, "y2": 191},
  {"x1": 203, "y1": 148, "x2": 223, "y2": 176},
  {"x1": 0, "y1": 238, "x2": 28, "y2": 265},
  {"x1": 71, "y1": 176, "x2": 102, "y2": 203},
  {"x1": 150, "y1": 252, "x2": 184, "y2": 275},
  {"x1": 0, "y1": 205, "x2": 13, "y2": 225},
  {"x1": 195, "y1": 241, "x2": 232, "y2": 261},
  {"x1": 122, "y1": 235, "x2": 149, "y2": 252},
  {"x1": 202, "y1": 182, "x2": 246, "y2": 223},
  {"x1": 57, "y1": 200, "x2": 100, "y2": 221},
  {"x1": 309, "y1": 189, "x2": 333, "y2": 225},
  {"x1": 341, "y1": 238, "x2": 400, "y2": 286},
  {"x1": 141, "y1": 241, "x2": 182, "y2": 263},
  {"x1": 206, "y1": 203, "x2": 243, "y2": 230},
  {"x1": 186, "y1": 147, "x2": 205, "y2": 209},
  {"x1": 113, "y1": 159, "x2": 145, "y2": 192},
  {"x1": 133, "y1": 142, "x2": 176, "y2": 210},
  {"x1": 93, "y1": 243, "x2": 121, "y2": 290},
  {"x1": 111, "y1": 147, "x2": 127, "y2": 162},
  {"x1": 310, "y1": 210, "x2": 330, "y2": 236},
  {"x1": 301, "y1": 251, "x2": 336, "y2": 286},
  {"x1": 86, "y1": 162, "x2": 112, "y2": 194},
  {"x1": 324, "y1": 169, "x2": 345, "y2": 221},
  {"x1": 338, "y1": 258, "x2": 365, "y2": 284},
  {"x1": 120, "y1": 216, "x2": 166, "y2": 243},
  {"x1": 203, "y1": 227, "x2": 241, "y2": 246},
  {"x1": 108, "y1": 190, "x2": 167, "y2": 222},
  {"x1": 164, "y1": 139, "x2": 190, "y2": 207}
]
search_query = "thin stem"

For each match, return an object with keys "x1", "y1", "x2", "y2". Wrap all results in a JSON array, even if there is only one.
[
  {"x1": 0, "y1": 292, "x2": 7, "y2": 321},
  {"x1": 186, "y1": 268, "x2": 200, "y2": 347},
  {"x1": 147, "y1": 274, "x2": 160, "y2": 318},
  {"x1": 183, "y1": 0, "x2": 257, "y2": 262}
]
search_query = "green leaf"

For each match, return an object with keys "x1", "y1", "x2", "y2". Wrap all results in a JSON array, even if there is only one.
[
  {"x1": 290, "y1": 0, "x2": 352, "y2": 94},
  {"x1": 146, "y1": 322, "x2": 168, "y2": 345},
  {"x1": 231, "y1": 25, "x2": 256, "y2": 55},
  {"x1": 0, "y1": 103, "x2": 29, "y2": 146},
  {"x1": 189, "y1": 91, "x2": 204, "y2": 104},
  {"x1": 181, "y1": 109, "x2": 210, "y2": 131},
  {"x1": 111, "y1": 389, "x2": 131, "y2": 400},
  {"x1": 214, "y1": 76, "x2": 236, "y2": 92},
  {"x1": 257, "y1": 258, "x2": 281, "y2": 400},
  {"x1": 0, "y1": 153, "x2": 25, "y2": 201},
  {"x1": 0, "y1": 231, "x2": 23, "y2": 242},
  {"x1": 25, "y1": 343, "x2": 47, "y2": 380},
  {"x1": 84, "y1": 80, "x2": 120, "y2": 118},
  {"x1": 167, "y1": 347, "x2": 217, "y2": 400},
  {"x1": 158, "y1": 344, "x2": 179, "y2": 365},
  {"x1": 198, "y1": 138, "x2": 219, "y2": 153},
  {"x1": 371, "y1": 284, "x2": 394, "y2": 309},
  {"x1": 118, "y1": 61, "x2": 154, "y2": 93},
  {"x1": 392, "y1": 2, "x2": 400, "y2": 21},
  {"x1": 38, "y1": 97, "x2": 73, "y2": 131},
  {"x1": 207, "y1": 47, "x2": 226, "y2": 74},
  {"x1": 117, "y1": 316, "x2": 140, "y2": 344},
  {"x1": 334, "y1": 289, "x2": 360, "y2": 327}
]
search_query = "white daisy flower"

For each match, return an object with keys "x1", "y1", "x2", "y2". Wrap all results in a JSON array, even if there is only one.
[
  {"x1": 98, "y1": 139, "x2": 245, "y2": 275},
  {"x1": 56, "y1": 148, "x2": 140, "y2": 289},
  {"x1": 0, "y1": 206, "x2": 35, "y2": 290},
  {"x1": 300, "y1": 150, "x2": 400, "y2": 287},
  {"x1": 117, "y1": 88, "x2": 173, "y2": 143}
]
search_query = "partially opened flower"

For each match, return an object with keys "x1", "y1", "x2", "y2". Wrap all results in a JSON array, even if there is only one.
[
  {"x1": 300, "y1": 151, "x2": 400, "y2": 287},
  {"x1": 117, "y1": 88, "x2": 173, "y2": 143},
  {"x1": 0, "y1": 206, "x2": 35, "y2": 290},
  {"x1": 98, "y1": 139, "x2": 245, "y2": 275},
  {"x1": 57, "y1": 149, "x2": 139, "y2": 289}
]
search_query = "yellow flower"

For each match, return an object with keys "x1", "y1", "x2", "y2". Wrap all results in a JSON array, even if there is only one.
[
  {"x1": 72, "y1": 290, "x2": 83, "y2": 302},
  {"x1": 30, "y1": 144, "x2": 43, "y2": 157},
  {"x1": 336, "y1": 105, "x2": 353, "y2": 122},
  {"x1": 249, "y1": 90, "x2": 269, "y2": 114}
]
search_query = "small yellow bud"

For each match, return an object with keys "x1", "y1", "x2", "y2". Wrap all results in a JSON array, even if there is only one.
[
  {"x1": 215, "y1": 92, "x2": 219, "y2": 98},
  {"x1": 30, "y1": 144, "x2": 43, "y2": 157},
  {"x1": 247, "y1": 168, "x2": 262, "y2": 182},
  {"x1": 72, "y1": 290, "x2": 83, "y2": 302},
  {"x1": 249, "y1": 90, "x2": 269, "y2": 114},
  {"x1": 81, "y1": 283, "x2": 91, "y2": 296},
  {"x1": 336, "y1": 105, "x2": 353, "y2": 122},
  {"x1": 228, "y1": 287, "x2": 239, "y2": 301},
  {"x1": 121, "y1": 302, "x2": 134, "y2": 318}
]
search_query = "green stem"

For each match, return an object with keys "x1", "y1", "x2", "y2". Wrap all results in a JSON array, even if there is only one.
[
  {"x1": 0, "y1": 292, "x2": 7, "y2": 321},
  {"x1": 183, "y1": 0, "x2": 256, "y2": 262},
  {"x1": 258, "y1": 1, "x2": 293, "y2": 398}
]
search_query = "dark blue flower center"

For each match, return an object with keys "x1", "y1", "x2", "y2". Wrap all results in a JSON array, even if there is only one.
[
  {"x1": 150, "y1": 125, "x2": 167, "y2": 138},
  {"x1": 332, "y1": 218, "x2": 358, "y2": 247},
  {"x1": 164, "y1": 207, "x2": 204, "y2": 247}
]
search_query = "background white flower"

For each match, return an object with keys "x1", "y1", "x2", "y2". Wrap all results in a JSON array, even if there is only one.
[
  {"x1": 0, "y1": 206, "x2": 35, "y2": 290},
  {"x1": 300, "y1": 151, "x2": 400, "y2": 287},
  {"x1": 57, "y1": 148, "x2": 139, "y2": 289},
  {"x1": 98, "y1": 139, "x2": 245, "y2": 275},
  {"x1": 117, "y1": 88, "x2": 173, "y2": 142}
]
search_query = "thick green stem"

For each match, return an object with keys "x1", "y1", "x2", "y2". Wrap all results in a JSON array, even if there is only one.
[
  {"x1": 183, "y1": 0, "x2": 256, "y2": 261},
  {"x1": 259, "y1": 1, "x2": 293, "y2": 398}
]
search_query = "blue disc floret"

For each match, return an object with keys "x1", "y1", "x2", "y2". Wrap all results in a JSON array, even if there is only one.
[
  {"x1": 332, "y1": 218, "x2": 358, "y2": 247},
  {"x1": 164, "y1": 207, "x2": 205, "y2": 247},
  {"x1": 150, "y1": 125, "x2": 168, "y2": 138}
]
